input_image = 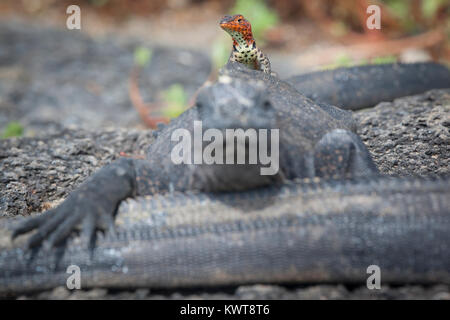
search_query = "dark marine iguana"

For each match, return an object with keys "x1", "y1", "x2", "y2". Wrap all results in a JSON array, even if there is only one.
[
  {"x1": 1, "y1": 61, "x2": 449, "y2": 295},
  {"x1": 1, "y1": 14, "x2": 450, "y2": 294},
  {"x1": 10, "y1": 62, "x2": 378, "y2": 249}
]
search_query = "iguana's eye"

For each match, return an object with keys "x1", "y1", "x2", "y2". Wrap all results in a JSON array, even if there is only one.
[
  {"x1": 262, "y1": 100, "x2": 272, "y2": 111},
  {"x1": 237, "y1": 19, "x2": 242, "y2": 22}
]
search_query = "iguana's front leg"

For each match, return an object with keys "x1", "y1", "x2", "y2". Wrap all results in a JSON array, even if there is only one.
[
  {"x1": 313, "y1": 129, "x2": 379, "y2": 178},
  {"x1": 12, "y1": 158, "x2": 140, "y2": 248}
]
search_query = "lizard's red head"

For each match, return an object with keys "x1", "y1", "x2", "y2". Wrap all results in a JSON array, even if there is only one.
[{"x1": 220, "y1": 14, "x2": 254, "y2": 46}]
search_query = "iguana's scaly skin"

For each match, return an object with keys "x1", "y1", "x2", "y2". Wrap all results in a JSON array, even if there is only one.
[
  {"x1": 1, "y1": 175, "x2": 449, "y2": 295},
  {"x1": 2, "y1": 33, "x2": 450, "y2": 294},
  {"x1": 220, "y1": 15, "x2": 271, "y2": 74},
  {"x1": 287, "y1": 62, "x2": 450, "y2": 110},
  {"x1": 10, "y1": 62, "x2": 377, "y2": 249}
]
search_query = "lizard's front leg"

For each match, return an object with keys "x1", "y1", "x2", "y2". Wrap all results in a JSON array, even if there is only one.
[{"x1": 257, "y1": 49, "x2": 272, "y2": 74}]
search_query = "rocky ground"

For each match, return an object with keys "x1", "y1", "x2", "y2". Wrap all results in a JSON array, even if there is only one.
[
  {"x1": 355, "y1": 90, "x2": 450, "y2": 176},
  {"x1": 0, "y1": 21, "x2": 449, "y2": 299},
  {"x1": 0, "y1": 128, "x2": 154, "y2": 217},
  {"x1": 0, "y1": 20, "x2": 211, "y2": 134}
]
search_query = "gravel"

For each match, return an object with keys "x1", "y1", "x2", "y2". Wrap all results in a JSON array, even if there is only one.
[
  {"x1": 0, "y1": 128, "x2": 154, "y2": 217},
  {"x1": 355, "y1": 89, "x2": 449, "y2": 176}
]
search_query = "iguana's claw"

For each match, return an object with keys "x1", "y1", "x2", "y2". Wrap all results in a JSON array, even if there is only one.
[
  {"x1": 11, "y1": 158, "x2": 136, "y2": 249},
  {"x1": 11, "y1": 193, "x2": 115, "y2": 249}
]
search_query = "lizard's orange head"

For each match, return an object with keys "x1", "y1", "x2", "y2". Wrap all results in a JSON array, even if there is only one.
[{"x1": 220, "y1": 14, "x2": 254, "y2": 45}]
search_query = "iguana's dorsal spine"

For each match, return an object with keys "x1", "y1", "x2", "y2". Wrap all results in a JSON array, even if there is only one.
[{"x1": 220, "y1": 14, "x2": 271, "y2": 74}]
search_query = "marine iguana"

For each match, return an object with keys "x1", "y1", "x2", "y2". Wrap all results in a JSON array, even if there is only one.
[
  {"x1": 1, "y1": 15, "x2": 450, "y2": 294},
  {"x1": 287, "y1": 62, "x2": 450, "y2": 110},
  {"x1": 1, "y1": 174, "x2": 449, "y2": 294},
  {"x1": 1, "y1": 62, "x2": 449, "y2": 296},
  {"x1": 10, "y1": 62, "x2": 378, "y2": 249}
]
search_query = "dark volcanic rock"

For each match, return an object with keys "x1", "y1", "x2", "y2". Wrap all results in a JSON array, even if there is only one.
[
  {"x1": 0, "y1": 20, "x2": 211, "y2": 134},
  {"x1": 0, "y1": 129, "x2": 154, "y2": 217},
  {"x1": 355, "y1": 89, "x2": 449, "y2": 176},
  {"x1": 18, "y1": 284, "x2": 450, "y2": 300}
]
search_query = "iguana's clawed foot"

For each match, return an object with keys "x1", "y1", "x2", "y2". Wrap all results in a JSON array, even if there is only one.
[
  {"x1": 11, "y1": 158, "x2": 137, "y2": 249},
  {"x1": 11, "y1": 192, "x2": 116, "y2": 250}
]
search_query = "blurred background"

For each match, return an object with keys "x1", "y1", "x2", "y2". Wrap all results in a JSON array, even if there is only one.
[{"x1": 0, "y1": 0, "x2": 449, "y2": 137}]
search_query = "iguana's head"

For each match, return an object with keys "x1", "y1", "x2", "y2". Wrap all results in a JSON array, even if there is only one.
[
  {"x1": 190, "y1": 76, "x2": 281, "y2": 192},
  {"x1": 196, "y1": 76, "x2": 275, "y2": 130},
  {"x1": 220, "y1": 14, "x2": 255, "y2": 47}
]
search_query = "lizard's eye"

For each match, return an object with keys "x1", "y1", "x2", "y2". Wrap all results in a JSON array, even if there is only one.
[{"x1": 237, "y1": 19, "x2": 242, "y2": 23}]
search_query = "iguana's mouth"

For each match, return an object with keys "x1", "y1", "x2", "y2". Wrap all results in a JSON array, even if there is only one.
[
  {"x1": 190, "y1": 131, "x2": 282, "y2": 192},
  {"x1": 192, "y1": 161, "x2": 282, "y2": 193}
]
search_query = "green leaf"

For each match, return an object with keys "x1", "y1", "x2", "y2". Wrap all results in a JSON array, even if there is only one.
[
  {"x1": 321, "y1": 53, "x2": 354, "y2": 70},
  {"x1": 335, "y1": 54, "x2": 353, "y2": 67},
  {"x1": 162, "y1": 104, "x2": 186, "y2": 119},
  {"x1": 161, "y1": 84, "x2": 187, "y2": 119},
  {"x1": 383, "y1": 0, "x2": 416, "y2": 31},
  {"x1": 422, "y1": 0, "x2": 445, "y2": 19},
  {"x1": 89, "y1": 0, "x2": 109, "y2": 7},
  {"x1": 134, "y1": 46, "x2": 153, "y2": 67},
  {"x1": 329, "y1": 21, "x2": 349, "y2": 37},
  {"x1": 212, "y1": 36, "x2": 230, "y2": 69},
  {"x1": 1, "y1": 121, "x2": 24, "y2": 139},
  {"x1": 88, "y1": 0, "x2": 109, "y2": 7},
  {"x1": 371, "y1": 55, "x2": 397, "y2": 64}
]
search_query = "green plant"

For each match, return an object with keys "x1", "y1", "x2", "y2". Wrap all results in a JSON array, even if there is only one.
[
  {"x1": 422, "y1": 0, "x2": 447, "y2": 19},
  {"x1": 382, "y1": 0, "x2": 448, "y2": 31},
  {"x1": 1, "y1": 121, "x2": 24, "y2": 139},
  {"x1": 320, "y1": 54, "x2": 397, "y2": 70},
  {"x1": 371, "y1": 55, "x2": 397, "y2": 64},
  {"x1": 320, "y1": 53, "x2": 354, "y2": 70},
  {"x1": 161, "y1": 84, "x2": 187, "y2": 119},
  {"x1": 134, "y1": 46, "x2": 153, "y2": 67},
  {"x1": 212, "y1": 36, "x2": 230, "y2": 70},
  {"x1": 88, "y1": 0, "x2": 110, "y2": 7}
]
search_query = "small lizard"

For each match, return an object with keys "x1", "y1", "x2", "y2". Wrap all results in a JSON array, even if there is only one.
[
  {"x1": 132, "y1": 14, "x2": 272, "y2": 128},
  {"x1": 220, "y1": 14, "x2": 272, "y2": 74}
]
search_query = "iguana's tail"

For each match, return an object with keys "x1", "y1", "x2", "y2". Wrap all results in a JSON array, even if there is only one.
[{"x1": 286, "y1": 62, "x2": 450, "y2": 110}]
